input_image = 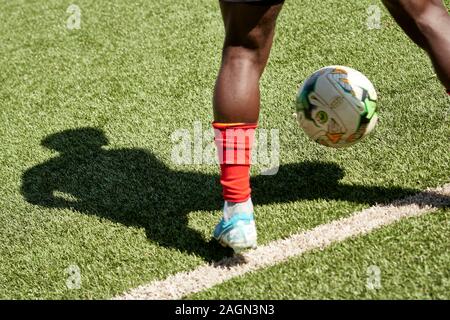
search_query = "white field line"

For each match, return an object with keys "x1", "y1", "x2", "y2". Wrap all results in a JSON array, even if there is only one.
[{"x1": 115, "y1": 184, "x2": 450, "y2": 300}]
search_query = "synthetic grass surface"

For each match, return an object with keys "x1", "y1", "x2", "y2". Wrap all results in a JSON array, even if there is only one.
[
  {"x1": 189, "y1": 210, "x2": 450, "y2": 299},
  {"x1": 0, "y1": 0, "x2": 449, "y2": 298}
]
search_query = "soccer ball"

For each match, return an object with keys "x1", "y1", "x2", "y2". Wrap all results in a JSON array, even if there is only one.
[{"x1": 295, "y1": 66, "x2": 378, "y2": 148}]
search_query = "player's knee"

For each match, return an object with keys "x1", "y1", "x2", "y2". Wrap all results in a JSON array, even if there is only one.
[
  {"x1": 223, "y1": 29, "x2": 274, "y2": 71},
  {"x1": 226, "y1": 27, "x2": 271, "y2": 51}
]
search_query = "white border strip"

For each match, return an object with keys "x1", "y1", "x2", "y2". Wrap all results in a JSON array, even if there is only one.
[{"x1": 115, "y1": 184, "x2": 450, "y2": 300}]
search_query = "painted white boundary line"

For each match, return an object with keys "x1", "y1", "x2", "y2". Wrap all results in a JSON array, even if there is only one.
[{"x1": 115, "y1": 184, "x2": 450, "y2": 300}]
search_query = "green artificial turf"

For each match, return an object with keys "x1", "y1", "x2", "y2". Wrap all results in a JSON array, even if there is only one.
[
  {"x1": 0, "y1": 0, "x2": 449, "y2": 299},
  {"x1": 187, "y1": 210, "x2": 450, "y2": 299},
  {"x1": 189, "y1": 210, "x2": 450, "y2": 300}
]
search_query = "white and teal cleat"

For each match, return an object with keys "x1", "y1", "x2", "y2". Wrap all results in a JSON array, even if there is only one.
[{"x1": 213, "y1": 198, "x2": 257, "y2": 254}]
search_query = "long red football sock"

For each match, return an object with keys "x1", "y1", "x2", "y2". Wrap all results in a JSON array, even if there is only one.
[{"x1": 213, "y1": 122, "x2": 257, "y2": 203}]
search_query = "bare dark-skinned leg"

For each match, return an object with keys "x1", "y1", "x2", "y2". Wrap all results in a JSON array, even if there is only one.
[
  {"x1": 382, "y1": 0, "x2": 450, "y2": 90},
  {"x1": 213, "y1": 2, "x2": 284, "y2": 123}
]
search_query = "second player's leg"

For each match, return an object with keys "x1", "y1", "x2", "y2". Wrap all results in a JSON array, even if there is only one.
[
  {"x1": 382, "y1": 0, "x2": 450, "y2": 91},
  {"x1": 214, "y1": 1, "x2": 284, "y2": 123}
]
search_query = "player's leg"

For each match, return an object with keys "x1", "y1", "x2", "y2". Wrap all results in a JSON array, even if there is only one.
[
  {"x1": 382, "y1": 0, "x2": 450, "y2": 92},
  {"x1": 212, "y1": 0, "x2": 284, "y2": 252},
  {"x1": 214, "y1": 0, "x2": 284, "y2": 123}
]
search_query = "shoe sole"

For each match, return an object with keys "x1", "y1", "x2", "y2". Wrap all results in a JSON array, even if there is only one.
[{"x1": 217, "y1": 236, "x2": 257, "y2": 253}]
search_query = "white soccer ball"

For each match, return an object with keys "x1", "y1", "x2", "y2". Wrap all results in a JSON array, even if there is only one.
[{"x1": 295, "y1": 66, "x2": 378, "y2": 148}]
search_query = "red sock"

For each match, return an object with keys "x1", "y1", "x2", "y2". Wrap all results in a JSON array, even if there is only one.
[{"x1": 213, "y1": 122, "x2": 257, "y2": 203}]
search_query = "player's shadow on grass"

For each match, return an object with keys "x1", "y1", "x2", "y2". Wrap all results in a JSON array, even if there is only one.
[{"x1": 21, "y1": 128, "x2": 449, "y2": 262}]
